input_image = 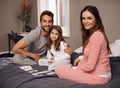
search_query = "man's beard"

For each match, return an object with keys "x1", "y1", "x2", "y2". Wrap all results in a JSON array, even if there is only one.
[{"x1": 42, "y1": 26, "x2": 52, "y2": 33}]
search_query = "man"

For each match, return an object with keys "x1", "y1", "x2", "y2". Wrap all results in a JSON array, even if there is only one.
[{"x1": 12, "y1": 10, "x2": 54, "y2": 65}]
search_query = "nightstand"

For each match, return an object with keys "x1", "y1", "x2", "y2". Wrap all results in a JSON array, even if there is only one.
[
  {"x1": 7, "y1": 33, "x2": 23, "y2": 55},
  {"x1": 0, "y1": 33, "x2": 23, "y2": 57}
]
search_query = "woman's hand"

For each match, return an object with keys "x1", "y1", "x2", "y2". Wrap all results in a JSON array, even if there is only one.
[{"x1": 73, "y1": 58, "x2": 80, "y2": 66}]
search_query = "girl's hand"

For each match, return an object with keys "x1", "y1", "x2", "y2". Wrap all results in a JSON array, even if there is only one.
[
  {"x1": 48, "y1": 57, "x2": 55, "y2": 64},
  {"x1": 51, "y1": 58, "x2": 55, "y2": 63}
]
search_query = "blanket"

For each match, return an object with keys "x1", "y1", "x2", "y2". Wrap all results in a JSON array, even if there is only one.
[{"x1": 0, "y1": 57, "x2": 120, "y2": 88}]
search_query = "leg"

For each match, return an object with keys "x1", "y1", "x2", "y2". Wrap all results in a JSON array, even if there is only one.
[
  {"x1": 12, "y1": 54, "x2": 37, "y2": 65},
  {"x1": 48, "y1": 59, "x2": 70, "y2": 71},
  {"x1": 55, "y1": 66, "x2": 110, "y2": 84}
]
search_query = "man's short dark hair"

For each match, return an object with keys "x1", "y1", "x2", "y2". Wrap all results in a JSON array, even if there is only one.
[{"x1": 40, "y1": 10, "x2": 54, "y2": 23}]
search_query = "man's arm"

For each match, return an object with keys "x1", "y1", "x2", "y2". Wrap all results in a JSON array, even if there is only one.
[{"x1": 12, "y1": 39, "x2": 40, "y2": 62}]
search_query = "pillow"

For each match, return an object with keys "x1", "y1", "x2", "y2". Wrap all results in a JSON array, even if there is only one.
[
  {"x1": 74, "y1": 46, "x2": 83, "y2": 53},
  {"x1": 109, "y1": 39, "x2": 120, "y2": 57}
]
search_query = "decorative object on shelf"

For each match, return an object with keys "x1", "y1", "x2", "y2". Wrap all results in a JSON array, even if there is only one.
[{"x1": 18, "y1": 0, "x2": 32, "y2": 32}]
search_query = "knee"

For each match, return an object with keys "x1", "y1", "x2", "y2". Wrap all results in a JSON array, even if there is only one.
[
  {"x1": 55, "y1": 66, "x2": 63, "y2": 74},
  {"x1": 12, "y1": 54, "x2": 23, "y2": 64}
]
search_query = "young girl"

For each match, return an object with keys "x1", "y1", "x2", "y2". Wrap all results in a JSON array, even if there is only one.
[{"x1": 46, "y1": 25, "x2": 71, "y2": 71}]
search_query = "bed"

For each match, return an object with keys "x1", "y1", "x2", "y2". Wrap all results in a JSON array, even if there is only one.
[{"x1": 0, "y1": 39, "x2": 120, "y2": 88}]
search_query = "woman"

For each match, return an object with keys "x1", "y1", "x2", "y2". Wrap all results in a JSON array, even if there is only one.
[{"x1": 55, "y1": 5, "x2": 111, "y2": 84}]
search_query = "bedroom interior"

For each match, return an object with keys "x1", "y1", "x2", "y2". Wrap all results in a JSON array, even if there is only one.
[
  {"x1": 0, "y1": 0, "x2": 120, "y2": 88},
  {"x1": 0, "y1": 0, "x2": 120, "y2": 53}
]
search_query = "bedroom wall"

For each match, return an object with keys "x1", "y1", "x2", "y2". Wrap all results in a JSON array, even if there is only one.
[
  {"x1": 0, "y1": 0, "x2": 19, "y2": 52},
  {"x1": 67, "y1": 0, "x2": 120, "y2": 50},
  {"x1": 0, "y1": 0, "x2": 120, "y2": 52},
  {"x1": 0, "y1": 0, "x2": 37, "y2": 52}
]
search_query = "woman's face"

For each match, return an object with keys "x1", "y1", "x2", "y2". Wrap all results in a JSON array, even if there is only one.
[
  {"x1": 50, "y1": 29, "x2": 59, "y2": 42},
  {"x1": 82, "y1": 10, "x2": 96, "y2": 30}
]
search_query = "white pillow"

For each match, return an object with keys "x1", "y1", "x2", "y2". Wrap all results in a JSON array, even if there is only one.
[
  {"x1": 74, "y1": 46, "x2": 83, "y2": 53},
  {"x1": 74, "y1": 39, "x2": 120, "y2": 57},
  {"x1": 109, "y1": 39, "x2": 120, "y2": 57}
]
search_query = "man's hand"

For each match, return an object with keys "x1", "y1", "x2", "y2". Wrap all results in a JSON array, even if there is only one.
[
  {"x1": 64, "y1": 47, "x2": 72, "y2": 55},
  {"x1": 34, "y1": 54, "x2": 40, "y2": 63}
]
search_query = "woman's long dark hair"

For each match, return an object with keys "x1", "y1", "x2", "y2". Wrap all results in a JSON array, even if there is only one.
[
  {"x1": 46, "y1": 25, "x2": 65, "y2": 51},
  {"x1": 80, "y1": 5, "x2": 111, "y2": 53}
]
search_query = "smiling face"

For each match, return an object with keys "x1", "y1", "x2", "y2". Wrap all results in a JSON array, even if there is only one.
[
  {"x1": 82, "y1": 10, "x2": 96, "y2": 30},
  {"x1": 40, "y1": 15, "x2": 53, "y2": 33},
  {"x1": 50, "y1": 28, "x2": 59, "y2": 43}
]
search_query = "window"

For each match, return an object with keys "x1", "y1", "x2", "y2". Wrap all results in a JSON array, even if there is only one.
[{"x1": 37, "y1": 0, "x2": 70, "y2": 37}]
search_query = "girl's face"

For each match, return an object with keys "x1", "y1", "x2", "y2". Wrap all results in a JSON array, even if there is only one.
[
  {"x1": 82, "y1": 10, "x2": 96, "y2": 30},
  {"x1": 50, "y1": 29, "x2": 59, "y2": 42}
]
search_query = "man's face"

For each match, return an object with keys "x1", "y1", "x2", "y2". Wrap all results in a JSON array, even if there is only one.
[{"x1": 40, "y1": 15, "x2": 53, "y2": 33}]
